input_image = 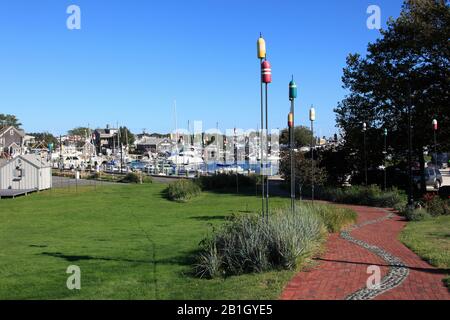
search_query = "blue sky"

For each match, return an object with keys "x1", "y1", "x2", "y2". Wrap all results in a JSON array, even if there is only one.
[{"x1": 0, "y1": 0, "x2": 404, "y2": 136}]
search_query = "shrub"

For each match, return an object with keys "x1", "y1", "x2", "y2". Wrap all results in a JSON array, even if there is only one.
[
  {"x1": 438, "y1": 186, "x2": 450, "y2": 200},
  {"x1": 121, "y1": 173, "x2": 140, "y2": 183},
  {"x1": 194, "y1": 206, "x2": 328, "y2": 278},
  {"x1": 404, "y1": 207, "x2": 431, "y2": 221},
  {"x1": 318, "y1": 185, "x2": 406, "y2": 208},
  {"x1": 90, "y1": 172, "x2": 101, "y2": 180},
  {"x1": 423, "y1": 194, "x2": 450, "y2": 217},
  {"x1": 167, "y1": 179, "x2": 201, "y2": 202}
]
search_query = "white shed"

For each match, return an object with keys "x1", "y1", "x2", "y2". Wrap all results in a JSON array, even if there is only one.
[{"x1": 0, "y1": 155, "x2": 52, "y2": 191}]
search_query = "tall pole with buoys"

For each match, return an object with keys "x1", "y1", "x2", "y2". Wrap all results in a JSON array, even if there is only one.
[
  {"x1": 262, "y1": 59, "x2": 272, "y2": 218},
  {"x1": 257, "y1": 34, "x2": 266, "y2": 218},
  {"x1": 289, "y1": 77, "x2": 297, "y2": 214},
  {"x1": 309, "y1": 106, "x2": 316, "y2": 203}
]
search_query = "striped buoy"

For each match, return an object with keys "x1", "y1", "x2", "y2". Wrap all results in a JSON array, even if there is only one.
[{"x1": 261, "y1": 60, "x2": 272, "y2": 84}]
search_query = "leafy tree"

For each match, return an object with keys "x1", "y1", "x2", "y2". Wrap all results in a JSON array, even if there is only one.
[
  {"x1": 319, "y1": 147, "x2": 353, "y2": 187},
  {"x1": 119, "y1": 126, "x2": 135, "y2": 146},
  {"x1": 28, "y1": 132, "x2": 59, "y2": 147},
  {"x1": 68, "y1": 127, "x2": 91, "y2": 138},
  {"x1": 335, "y1": 0, "x2": 450, "y2": 192},
  {"x1": 279, "y1": 150, "x2": 328, "y2": 194},
  {"x1": 279, "y1": 126, "x2": 313, "y2": 148},
  {"x1": 0, "y1": 114, "x2": 22, "y2": 128}
]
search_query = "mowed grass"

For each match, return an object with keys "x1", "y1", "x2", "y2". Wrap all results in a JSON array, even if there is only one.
[
  {"x1": 400, "y1": 215, "x2": 450, "y2": 287},
  {"x1": 0, "y1": 183, "x2": 302, "y2": 300}
]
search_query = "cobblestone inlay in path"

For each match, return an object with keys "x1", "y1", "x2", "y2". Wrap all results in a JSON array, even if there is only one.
[{"x1": 342, "y1": 210, "x2": 410, "y2": 300}]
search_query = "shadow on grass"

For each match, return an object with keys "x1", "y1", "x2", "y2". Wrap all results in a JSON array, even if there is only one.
[
  {"x1": 190, "y1": 215, "x2": 229, "y2": 221},
  {"x1": 40, "y1": 250, "x2": 200, "y2": 268},
  {"x1": 159, "y1": 188, "x2": 170, "y2": 201},
  {"x1": 41, "y1": 252, "x2": 153, "y2": 264}
]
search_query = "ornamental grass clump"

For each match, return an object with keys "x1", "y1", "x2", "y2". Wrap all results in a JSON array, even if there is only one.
[
  {"x1": 167, "y1": 179, "x2": 201, "y2": 202},
  {"x1": 194, "y1": 207, "x2": 327, "y2": 278},
  {"x1": 309, "y1": 203, "x2": 357, "y2": 233}
]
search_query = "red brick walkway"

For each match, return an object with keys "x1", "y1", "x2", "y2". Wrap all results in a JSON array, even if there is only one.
[{"x1": 280, "y1": 205, "x2": 450, "y2": 300}]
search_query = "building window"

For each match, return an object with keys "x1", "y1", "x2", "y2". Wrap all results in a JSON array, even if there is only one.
[
  {"x1": 13, "y1": 166, "x2": 24, "y2": 179},
  {"x1": 10, "y1": 129, "x2": 14, "y2": 136}
]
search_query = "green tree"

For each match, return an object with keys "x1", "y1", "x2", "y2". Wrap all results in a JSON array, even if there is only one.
[
  {"x1": 279, "y1": 150, "x2": 328, "y2": 195},
  {"x1": 279, "y1": 126, "x2": 313, "y2": 148},
  {"x1": 0, "y1": 114, "x2": 22, "y2": 128},
  {"x1": 119, "y1": 127, "x2": 135, "y2": 146},
  {"x1": 68, "y1": 127, "x2": 91, "y2": 138},
  {"x1": 28, "y1": 132, "x2": 59, "y2": 147},
  {"x1": 335, "y1": 0, "x2": 450, "y2": 192}
]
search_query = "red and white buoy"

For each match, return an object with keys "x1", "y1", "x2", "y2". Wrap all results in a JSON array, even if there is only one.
[{"x1": 261, "y1": 60, "x2": 272, "y2": 84}]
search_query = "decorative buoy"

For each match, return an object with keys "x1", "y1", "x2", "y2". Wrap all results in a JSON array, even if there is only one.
[
  {"x1": 309, "y1": 107, "x2": 316, "y2": 122},
  {"x1": 288, "y1": 112, "x2": 294, "y2": 128},
  {"x1": 433, "y1": 119, "x2": 438, "y2": 131},
  {"x1": 257, "y1": 35, "x2": 266, "y2": 59},
  {"x1": 261, "y1": 60, "x2": 272, "y2": 84},
  {"x1": 289, "y1": 79, "x2": 297, "y2": 101}
]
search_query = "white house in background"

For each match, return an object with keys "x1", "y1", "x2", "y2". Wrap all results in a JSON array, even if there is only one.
[{"x1": 0, "y1": 154, "x2": 52, "y2": 191}]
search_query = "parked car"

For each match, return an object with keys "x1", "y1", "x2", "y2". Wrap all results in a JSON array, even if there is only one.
[{"x1": 413, "y1": 168, "x2": 442, "y2": 190}]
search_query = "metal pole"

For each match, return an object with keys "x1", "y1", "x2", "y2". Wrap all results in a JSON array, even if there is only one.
[
  {"x1": 434, "y1": 129, "x2": 437, "y2": 169},
  {"x1": 265, "y1": 83, "x2": 269, "y2": 218},
  {"x1": 384, "y1": 132, "x2": 387, "y2": 191},
  {"x1": 311, "y1": 120, "x2": 315, "y2": 203},
  {"x1": 235, "y1": 129, "x2": 238, "y2": 194},
  {"x1": 364, "y1": 130, "x2": 367, "y2": 186},
  {"x1": 290, "y1": 101, "x2": 295, "y2": 214},
  {"x1": 407, "y1": 101, "x2": 414, "y2": 206},
  {"x1": 260, "y1": 58, "x2": 265, "y2": 218}
]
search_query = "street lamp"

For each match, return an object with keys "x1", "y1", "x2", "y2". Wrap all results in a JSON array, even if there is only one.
[
  {"x1": 363, "y1": 123, "x2": 368, "y2": 186},
  {"x1": 433, "y1": 119, "x2": 438, "y2": 168},
  {"x1": 289, "y1": 77, "x2": 297, "y2": 214},
  {"x1": 310, "y1": 106, "x2": 316, "y2": 203}
]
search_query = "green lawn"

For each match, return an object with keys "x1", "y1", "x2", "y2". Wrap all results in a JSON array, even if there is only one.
[
  {"x1": 0, "y1": 183, "x2": 308, "y2": 300},
  {"x1": 400, "y1": 215, "x2": 450, "y2": 287}
]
